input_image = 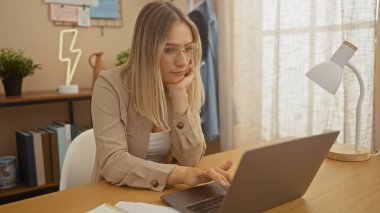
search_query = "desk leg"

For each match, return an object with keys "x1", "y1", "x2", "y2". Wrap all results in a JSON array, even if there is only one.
[{"x1": 68, "y1": 101, "x2": 74, "y2": 124}]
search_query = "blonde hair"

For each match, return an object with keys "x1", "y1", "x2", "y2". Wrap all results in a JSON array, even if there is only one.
[{"x1": 122, "y1": 1, "x2": 205, "y2": 129}]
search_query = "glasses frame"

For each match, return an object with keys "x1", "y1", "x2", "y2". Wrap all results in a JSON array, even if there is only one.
[{"x1": 162, "y1": 43, "x2": 198, "y2": 63}]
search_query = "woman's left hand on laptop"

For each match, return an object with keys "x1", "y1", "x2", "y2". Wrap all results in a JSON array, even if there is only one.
[{"x1": 167, "y1": 160, "x2": 233, "y2": 190}]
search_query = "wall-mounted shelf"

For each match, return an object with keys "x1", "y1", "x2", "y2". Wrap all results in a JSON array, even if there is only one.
[{"x1": 0, "y1": 88, "x2": 92, "y2": 124}]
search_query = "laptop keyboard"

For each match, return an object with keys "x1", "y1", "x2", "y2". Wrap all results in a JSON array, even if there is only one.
[{"x1": 185, "y1": 195, "x2": 225, "y2": 213}]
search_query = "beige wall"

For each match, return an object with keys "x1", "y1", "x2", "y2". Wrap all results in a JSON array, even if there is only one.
[
  {"x1": 0, "y1": 0, "x2": 187, "y2": 156},
  {"x1": 0, "y1": 0, "x2": 187, "y2": 92}
]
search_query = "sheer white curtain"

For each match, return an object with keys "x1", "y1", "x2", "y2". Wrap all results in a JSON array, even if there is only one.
[{"x1": 218, "y1": 0, "x2": 377, "y2": 150}]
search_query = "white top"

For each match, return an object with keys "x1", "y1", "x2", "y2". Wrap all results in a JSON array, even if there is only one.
[{"x1": 146, "y1": 129, "x2": 171, "y2": 163}]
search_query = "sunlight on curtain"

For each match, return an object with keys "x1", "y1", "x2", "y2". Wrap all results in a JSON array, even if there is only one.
[{"x1": 228, "y1": 0, "x2": 376, "y2": 149}]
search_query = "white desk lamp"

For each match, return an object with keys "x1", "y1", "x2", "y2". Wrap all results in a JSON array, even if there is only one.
[
  {"x1": 306, "y1": 41, "x2": 370, "y2": 162},
  {"x1": 58, "y1": 29, "x2": 81, "y2": 94}
]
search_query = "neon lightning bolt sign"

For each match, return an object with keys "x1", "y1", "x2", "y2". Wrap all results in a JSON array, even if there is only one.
[{"x1": 59, "y1": 29, "x2": 82, "y2": 86}]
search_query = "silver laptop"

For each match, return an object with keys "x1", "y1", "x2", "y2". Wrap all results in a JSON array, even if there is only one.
[{"x1": 161, "y1": 131, "x2": 339, "y2": 213}]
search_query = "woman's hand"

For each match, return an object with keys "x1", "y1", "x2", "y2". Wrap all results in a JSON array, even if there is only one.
[
  {"x1": 166, "y1": 67, "x2": 195, "y2": 91},
  {"x1": 165, "y1": 68, "x2": 194, "y2": 115},
  {"x1": 167, "y1": 160, "x2": 233, "y2": 191}
]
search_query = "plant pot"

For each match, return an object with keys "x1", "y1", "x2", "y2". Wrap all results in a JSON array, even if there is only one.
[{"x1": 2, "y1": 79, "x2": 23, "y2": 96}]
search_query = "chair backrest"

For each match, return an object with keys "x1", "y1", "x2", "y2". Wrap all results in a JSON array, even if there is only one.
[{"x1": 59, "y1": 129, "x2": 96, "y2": 190}]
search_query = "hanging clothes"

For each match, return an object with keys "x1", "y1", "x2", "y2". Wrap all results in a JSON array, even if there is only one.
[
  {"x1": 189, "y1": 0, "x2": 219, "y2": 142},
  {"x1": 189, "y1": 10, "x2": 208, "y2": 61}
]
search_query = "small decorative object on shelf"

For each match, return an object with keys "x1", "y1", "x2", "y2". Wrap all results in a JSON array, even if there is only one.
[
  {"x1": 0, "y1": 156, "x2": 17, "y2": 189},
  {"x1": 58, "y1": 29, "x2": 82, "y2": 94},
  {"x1": 88, "y1": 52, "x2": 105, "y2": 87},
  {"x1": 115, "y1": 48, "x2": 131, "y2": 66},
  {"x1": 0, "y1": 48, "x2": 42, "y2": 97}
]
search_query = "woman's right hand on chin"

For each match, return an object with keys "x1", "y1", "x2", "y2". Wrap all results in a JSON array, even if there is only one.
[{"x1": 167, "y1": 160, "x2": 233, "y2": 191}]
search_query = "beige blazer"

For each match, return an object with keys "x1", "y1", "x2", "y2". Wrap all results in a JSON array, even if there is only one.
[{"x1": 91, "y1": 66, "x2": 206, "y2": 191}]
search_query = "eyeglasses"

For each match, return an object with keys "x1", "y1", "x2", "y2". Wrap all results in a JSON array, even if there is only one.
[{"x1": 163, "y1": 43, "x2": 197, "y2": 62}]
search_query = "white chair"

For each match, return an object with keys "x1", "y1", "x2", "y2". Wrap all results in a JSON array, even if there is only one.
[{"x1": 59, "y1": 129, "x2": 96, "y2": 190}]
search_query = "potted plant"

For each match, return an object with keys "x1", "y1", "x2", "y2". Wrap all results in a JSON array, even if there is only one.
[
  {"x1": 0, "y1": 48, "x2": 41, "y2": 96},
  {"x1": 115, "y1": 48, "x2": 131, "y2": 66}
]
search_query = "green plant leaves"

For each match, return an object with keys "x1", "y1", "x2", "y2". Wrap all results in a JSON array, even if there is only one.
[
  {"x1": 116, "y1": 48, "x2": 131, "y2": 66},
  {"x1": 0, "y1": 48, "x2": 42, "y2": 80}
]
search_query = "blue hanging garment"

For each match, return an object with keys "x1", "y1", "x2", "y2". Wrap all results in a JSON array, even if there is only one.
[{"x1": 189, "y1": 0, "x2": 220, "y2": 142}]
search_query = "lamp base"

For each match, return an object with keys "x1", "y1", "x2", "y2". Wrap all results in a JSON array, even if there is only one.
[
  {"x1": 326, "y1": 143, "x2": 370, "y2": 162},
  {"x1": 57, "y1": 85, "x2": 79, "y2": 94}
]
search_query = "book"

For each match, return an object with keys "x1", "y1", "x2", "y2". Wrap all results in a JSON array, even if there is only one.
[
  {"x1": 28, "y1": 130, "x2": 46, "y2": 186},
  {"x1": 39, "y1": 128, "x2": 53, "y2": 184},
  {"x1": 87, "y1": 203, "x2": 129, "y2": 213},
  {"x1": 71, "y1": 124, "x2": 79, "y2": 141},
  {"x1": 78, "y1": 126, "x2": 91, "y2": 135},
  {"x1": 53, "y1": 122, "x2": 71, "y2": 148},
  {"x1": 15, "y1": 130, "x2": 37, "y2": 187},
  {"x1": 44, "y1": 128, "x2": 60, "y2": 183},
  {"x1": 87, "y1": 201, "x2": 180, "y2": 213},
  {"x1": 46, "y1": 124, "x2": 67, "y2": 173},
  {"x1": 53, "y1": 121, "x2": 79, "y2": 147}
]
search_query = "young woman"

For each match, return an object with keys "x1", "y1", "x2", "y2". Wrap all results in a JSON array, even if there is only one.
[{"x1": 91, "y1": 1, "x2": 232, "y2": 191}]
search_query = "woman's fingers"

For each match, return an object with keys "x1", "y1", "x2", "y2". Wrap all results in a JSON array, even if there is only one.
[
  {"x1": 179, "y1": 69, "x2": 194, "y2": 88},
  {"x1": 167, "y1": 68, "x2": 194, "y2": 90},
  {"x1": 218, "y1": 160, "x2": 233, "y2": 171},
  {"x1": 181, "y1": 164, "x2": 234, "y2": 190},
  {"x1": 202, "y1": 168, "x2": 230, "y2": 190},
  {"x1": 214, "y1": 167, "x2": 233, "y2": 183}
]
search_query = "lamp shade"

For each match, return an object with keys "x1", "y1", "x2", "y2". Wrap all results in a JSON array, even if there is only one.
[
  {"x1": 306, "y1": 61, "x2": 342, "y2": 94},
  {"x1": 306, "y1": 41, "x2": 357, "y2": 95}
]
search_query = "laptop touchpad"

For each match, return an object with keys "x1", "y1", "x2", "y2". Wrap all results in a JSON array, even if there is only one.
[{"x1": 161, "y1": 182, "x2": 226, "y2": 209}]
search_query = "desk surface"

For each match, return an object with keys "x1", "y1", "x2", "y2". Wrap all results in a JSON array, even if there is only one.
[{"x1": 1, "y1": 145, "x2": 380, "y2": 213}]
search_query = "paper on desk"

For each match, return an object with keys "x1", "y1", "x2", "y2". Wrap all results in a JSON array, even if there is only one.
[
  {"x1": 115, "y1": 201, "x2": 180, "y2": 213},
  {"x1": 87, "y1": 203, "x2": 129, "y2": 213}
]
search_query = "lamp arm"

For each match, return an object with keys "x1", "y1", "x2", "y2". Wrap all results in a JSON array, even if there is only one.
[{"x1": 347, "y1": 62, "x2": 365, "y2": 151}]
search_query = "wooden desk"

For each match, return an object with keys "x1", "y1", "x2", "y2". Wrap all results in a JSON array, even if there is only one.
[{"x1": 0, "y1": 146, "x2": 379, "y2": 212}]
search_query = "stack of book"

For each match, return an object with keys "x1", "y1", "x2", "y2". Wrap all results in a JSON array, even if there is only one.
[{"x1": 15, "y1": 122, "x2": 88, "y2": 187}]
